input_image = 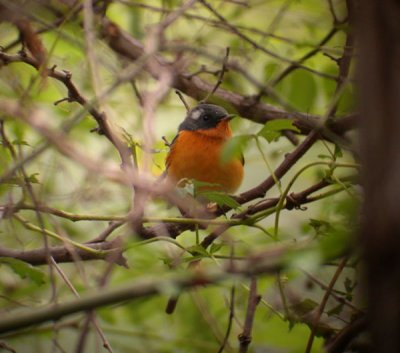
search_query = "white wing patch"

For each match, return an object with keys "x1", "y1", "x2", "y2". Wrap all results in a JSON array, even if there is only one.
[{"x1": 191, "y1": 109, "x2": 203, "y2": 120}]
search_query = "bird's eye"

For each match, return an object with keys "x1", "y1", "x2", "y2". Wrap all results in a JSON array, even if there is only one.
[{"x1": 203, "y1": 115, "x2": 209, "y2": 121}]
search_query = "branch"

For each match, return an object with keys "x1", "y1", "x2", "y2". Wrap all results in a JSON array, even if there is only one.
[
  {"x1": 139, "y1": 171, "x2": 356, "y2": 242},
  {"x1": 238, "y1": 277, "x2": 260, "y2": 353},
  {"x1": 237, "y1": 130, "x2": 319, "y2": 203},
  {"x1": 271, "y1": 27, "x2": 339, "y2": 86},
  {"x1": 305, "y1": 257, "x2": 348, "y2": 353},
  {"x1": 217, "y1": 286, "x2": 235, "y2": 353},
  {"x1": 199, "y1": 0, "x2": 337, "y2": 81},
  {"x1": 99, "y1": 18, "x2": 357, "y2": 139},
  {"x1": 202, "y1": 47, "x2": 230, "y2": 102},
  {"x1": 325, "y1": 316, "x2": 367, "y2": 353},
  {"x1": 200, "y1": 174, "x2": 355, "y2": 249},
  {"x1": 0, "y1": 233, "x2": 350, "y2": 335},
  {"x1": 0, "y1": 244, "x2": 288, "y2": 334},
  {"x1": 0, "y1": 51, "x2": 132, "y2": 167},
  {"x1": 0, "y1": 239, "x2": 127, "y2": 267}
]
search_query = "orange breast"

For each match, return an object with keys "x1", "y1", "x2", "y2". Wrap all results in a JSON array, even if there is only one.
[{"x1": 166, "y1": 129, "x2": 244, "y2": 193}]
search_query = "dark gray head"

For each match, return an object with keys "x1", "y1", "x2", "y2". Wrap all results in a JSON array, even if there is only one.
[{"x1": 178, "y1": 104, "x2": 234, "y2": 132}]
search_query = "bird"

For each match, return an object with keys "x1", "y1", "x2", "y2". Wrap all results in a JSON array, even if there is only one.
[
  {"x1": 165, "y1": 103, "x2": 244, "y2": 193},
  {"x1": 164, "y1": 103, "x2": 244, "y2": 314}
]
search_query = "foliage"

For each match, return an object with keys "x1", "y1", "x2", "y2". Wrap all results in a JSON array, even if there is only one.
[{"x1": 0, "y1": 1, "x2": 360, "y2": 353}]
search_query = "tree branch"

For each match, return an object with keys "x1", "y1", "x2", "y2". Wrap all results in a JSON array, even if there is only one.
[
  {"x1": 99, "y1": 18, "x2": 357, "y2": 139},
  {"x1": 0, "y1": 243, "x2": 289, "y2": 335},
  {"x1": 0, "y1": 239, "x2": 127, "y2": 267},
  {"x1": 238, "y1": 277, "x2": 259, "y2": 353},
  {"x1": 0, "y1": 50, "x2": 132, "y2": 168}
]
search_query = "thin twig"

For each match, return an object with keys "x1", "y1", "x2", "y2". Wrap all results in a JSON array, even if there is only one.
[
  {"x1": 217, "y1": 286, "x2": 236, "y2": 353},
  {"x1": 49, "y1": 257, "x2": 115, "y2": 353},
  {"x1": 270, "y1": 27, "x2": 339, "y2": 86},
  {"x1": 325, "y1": 316, "x2": 367, "y2": 353},
  {"x1": 327, "y1": 0, "x2": 339, "y2": 24},
  {"x1": 303, "y1": 270, "x2": 361, "y2": 313},
  {"x1": 199, "y1": 0, "x2": 337, "y2": 81},
  {"x1": 0, "y1": 342, "x2": 17, "y2": 353},
  {"x1": 238, "y1": 277, "x2": 259, "y2": 353},
  {"x1": 202, "y1": 47, "x2": 230, "y2": 102},
  {"x1": 175, "y1": 90, "x2": 190, "y2": 111},
  {"x1": 0, "y1": 120, "x2": 58, "y2": 301},
  {"x1": 119, "y1": 1, "x2": 342, "y2": 51},
  {"x1": 218, "y1": 244, "x2": 237, "y2": 353},
  {"x1": 304, "y1": 257, "x2": 348, "y2": 353}
]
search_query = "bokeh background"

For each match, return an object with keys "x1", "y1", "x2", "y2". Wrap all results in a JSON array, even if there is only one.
[{"x1": 0, "y1": 1, "x2": 360, "y2": 352}]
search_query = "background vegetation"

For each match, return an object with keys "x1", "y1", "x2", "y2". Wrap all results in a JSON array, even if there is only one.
[{"x1": 0, "y1": 0, "x2": 383, "y2": 352}]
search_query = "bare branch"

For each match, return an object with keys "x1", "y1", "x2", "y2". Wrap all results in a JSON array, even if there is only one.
[
  {"x1": 202, "y1": 47, "x2": 230, "y2": 103},
  {"x1": 217, "y1": 286, "x2": 236, "y2": 353},
  {"x1": 199, "y1": 0, "x2": 337, "y2": 81},
  {"x1": 0, "y1": 239, "x2": 316, "y2": 335},
  {"x1": 175, "y1": 90, "x2": 190, "y2": 111},
  {"x1": 325, "y1": 316, "x2": 367, "y2": 353},
  {"x1": 0, "y1": 240, "x2": 127, "y2": 267},
  {"x1": 305, "y1": 257, "x2": 348, "y2": 353},
  {"x1": 270, "y1": 27, "x2": 339, "y2": 86},
  {"x1": 238, "y1": 277, "x2": 260, "y2": 353}
]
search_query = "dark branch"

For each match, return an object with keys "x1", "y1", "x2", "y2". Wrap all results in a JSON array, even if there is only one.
[
  {"x1": 0, "y1": 240, "x2": 127, "y2": 267},
  {"x1": 238, "y1": 277, "x2": 260, "y2": 353}
]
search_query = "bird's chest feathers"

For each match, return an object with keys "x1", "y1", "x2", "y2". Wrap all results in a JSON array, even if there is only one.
[
  {"x1": 174, "y1": 131, "x2": 227, "y2": 166},
  {"x1": 167, "y1": 129, "x2": 243, "y2": 192}
]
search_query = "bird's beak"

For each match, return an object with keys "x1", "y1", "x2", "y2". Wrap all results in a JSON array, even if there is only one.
[{"x1": 222, "y1": 114, "x2": 236, "y2": 121}]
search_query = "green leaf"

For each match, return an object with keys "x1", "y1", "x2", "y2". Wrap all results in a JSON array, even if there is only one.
[
  {"x1": 317, "y1": 154, "x2": 332, "y2": 160},
  {"x1": 286, "y1": 70, "x2": 317, "y2": 111},
  {"x1": 221, "y1": 135, "x2": 251, "y2": 164},
  {"x1": 0, "y1": 258, "x2": 46, "y2": 285},
  {"x1": 309, "y1": 218, "x2": 332, "y2": 234},
  {"x1": 182, "y1": 255, "x2": 205, "y2": 263},
  {"x1": 319, "y1": 225, "x2": 351, "y2": 260},
  {"x1": 334, "y1": 144, "x2": 343, "y2": 158},
  {"x1": 258, "y1": 119, "x2": 300, "y2": 143},
  {"x1": 290, "y1": 298, "x2": 319, "y2": 318},
  {"x1": 264, "y1": 62, "x2": 280, "y2": 81},
  {"x1": 27, "y1": 173, "x2": 40, "y2": 184},
  {"x1": 159, "y1": 256, "x2": 174, "y2": 267},
  {"x1": 326, "y1": 303, "x2": 344, "y2": 317},
  {"x1": 258, "y1": 129, "x2": 281, "y2": 143},
  {"x1": 210, "y1": 243, "x2": 223, "y2": 254},
  {"x1": 12, "y1": 139, "x2": 30, "y2": 146},
  {"x1": 344, "y1": 277, "x2": 356, "y2": 295},
  {"x1": 198, "y1": 190, "x2": 241, "y2": 209},
  {"x1": 187, "y1": 245, "x2": 210, "y2": 257},
  {"x1": 263, "y1": 119, "x2": 301, "y2": 132}
]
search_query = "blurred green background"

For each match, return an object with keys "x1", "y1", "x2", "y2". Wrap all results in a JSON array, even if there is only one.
[{"x1": 0, "y1": 1, "x2": 357, "y2": 352}]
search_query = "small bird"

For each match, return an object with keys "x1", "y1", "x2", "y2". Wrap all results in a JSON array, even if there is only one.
[
  {"x1": 166, "y1": 103, "x2": 244, "y2": 193},
  {"x1": 164, "y1": 103, "x2": 244, "y2": 314}
]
